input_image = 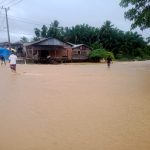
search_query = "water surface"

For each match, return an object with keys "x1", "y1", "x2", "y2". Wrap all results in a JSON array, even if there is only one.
[{"x1": 0, "y1": 61, "x2": 150, "y2": 150}]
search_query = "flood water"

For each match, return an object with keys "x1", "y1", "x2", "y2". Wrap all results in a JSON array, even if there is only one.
[{"x1": 0, "y1": 61, "x2": 150, "y2": 150}]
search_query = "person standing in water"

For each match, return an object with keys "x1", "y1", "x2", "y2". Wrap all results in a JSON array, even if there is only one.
[
  {"x1": 106, "y1": 56, "x2": 112, "y2": 68},
  {"x1": 8, "y1": 51, "x2": 17, "y2": 72},
  {"x1": 0, "y1": 55, "x2": 6, "y2": 65}
]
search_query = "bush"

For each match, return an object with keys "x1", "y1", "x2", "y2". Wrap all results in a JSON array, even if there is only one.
[
  {"x1": 118, "y1": 57, "x2": 130, "y2": 61},
  {"x1": 134, "y1": 56, "x2": 143, "y2": 61},
  {"x1": 89, "y1": 48, "x2": 114, "y2": 62},
  {"x1": 116, "y1": 53, "x2": 124, "y2": 59}
]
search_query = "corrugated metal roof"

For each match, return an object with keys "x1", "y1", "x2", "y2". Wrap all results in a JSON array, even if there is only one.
[
  {"x1": 23, "y1": 38, "x2": 49, "y2": 46},
  {"x1": 72, "y1": 44, "x2": 91, "y2": 49},
  {"x1": 66, "y1": 42, "x2": 75, "y2": 46},
  {"x1": 24, "y1": 38, "x2": 72, "y2": 47}
]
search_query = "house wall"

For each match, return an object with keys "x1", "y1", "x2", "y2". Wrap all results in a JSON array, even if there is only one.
[
  {"x1": 25, "y1": 46, "x2": 72, "y2": 60},
  {"x1": 72, "y1": 46, "x2": 90, "y2": 60},
  {"x1": 73, "y1": 48, "x2": 90, "y2": 55},
  {"x1": 48, "y1": 48, "x2": 72, "y2": 60}
]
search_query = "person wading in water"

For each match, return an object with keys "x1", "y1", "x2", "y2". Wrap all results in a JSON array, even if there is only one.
[
  {"x1": 106, "y1": 56, "x2": 112, "y2": 68},
  {"x1": 8, "y1": 51, "x2": 17, "y2": 72},
  {"x1": 0, "y1": 55, "x2": 6, "y2": 66}
]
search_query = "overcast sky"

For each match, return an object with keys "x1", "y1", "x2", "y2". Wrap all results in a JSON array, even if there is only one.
[{"x1": 0, "y1": 0, "x2": 149, "y2": 42}]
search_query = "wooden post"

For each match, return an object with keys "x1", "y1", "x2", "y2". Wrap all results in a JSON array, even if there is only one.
[
  {"x1": 24, "y1": 46, "x2": 27, "y2": 64},
  {"x1": 55, "y1": 50, "x2": 56, "y2": 57},
  {"x1": 67, "y1": 49, "x2": 68, "y2": 57},
  {"x1": 37, "y1": 50, "x2": 39, "y2": 57},
  {"x1": 32, "y1": 48, "x2": 34, "y2": 58}
]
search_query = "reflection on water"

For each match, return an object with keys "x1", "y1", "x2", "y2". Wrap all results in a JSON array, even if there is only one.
[{"x1": 0, "y1": 61, "x2": 150, "y2": 150}]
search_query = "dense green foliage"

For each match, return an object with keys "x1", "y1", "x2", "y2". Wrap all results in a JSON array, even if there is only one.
[
  {"x1": 33, "y1": 20, "x2": 150, "y2": 60},
  {"x1": 120, "y1": 0, "x2": 150, "y2": 30},
  {"x1": 89, "y1": 49, "x2": 114, "y2": 62}
]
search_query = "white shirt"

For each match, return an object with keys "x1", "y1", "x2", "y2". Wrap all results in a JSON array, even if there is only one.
[{"x1": 9, "y1": 54, "x2": 17, "y2": 64}]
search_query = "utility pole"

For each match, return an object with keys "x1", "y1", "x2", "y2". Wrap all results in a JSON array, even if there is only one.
[{"x1": 2, "y1": 6, "x2": 11, "y2": 50}]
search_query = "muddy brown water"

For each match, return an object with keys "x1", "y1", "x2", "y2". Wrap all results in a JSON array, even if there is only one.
[{"x1": 0, "y1": 61, "x2": 150, "y2": 150}]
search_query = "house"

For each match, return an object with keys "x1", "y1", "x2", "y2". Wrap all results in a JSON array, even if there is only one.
[
  {"x1": 0, "y1": 42, "x2": 9, "y2": 48},
  {"x1": 11, "y1": 42, "x2": 23, "y2": 53},
  {"x1": 70, "y1": 43, "x2": 91, "y2": 61},
  {"x1": 0, "y1": 42, "x2": 23, "y2": 55},
  {"x1": 24, "y1": 38, "x2": 72, "y2": 63}
]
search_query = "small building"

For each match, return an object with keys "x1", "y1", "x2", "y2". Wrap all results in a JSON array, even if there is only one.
[
  {"x1": 68, "y1": 43, "x2": 91, "y2": 61},
  {"x1": 24, "y1": 38, "x2": 72, "y2": 63},
  {"x1": 0, "y1": 42, "x2": 9, "y2": 48},
  {"x1": 0, "y1": 42, "x2": 23, "y2": 56},
  {"x1": 11, "y1": 42, "x2": 23, "y2": 53}
]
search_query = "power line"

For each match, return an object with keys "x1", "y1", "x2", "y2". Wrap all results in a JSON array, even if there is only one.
[
  {"x1": 3, "y1": 0, "x2": 18, "y2": 6},
  {"x1": 0, "y1": 15, "x2": 5, "y2": 29},
  {"x1": 9, "y1": 15, "x2": 49, "y2": 26},
  {"x1": 0, "y1": 0, "x2": 23, "y2": 8},
  {"x1": 9, "y1": 17, "x2": 44, "y2": 26},
  {"x1": 8, "y1": 0, "x2": 23, "y2": 7},
  {"x1": 9, "y1": 16, "x2": 46, "y2": 26},
  {"x1": 0, "y1": 13, "x2": 41, "y2": 38},
  {"x1": 0, "y1": 29, "x2": 33, "y2": 36},
  {"x1": 0, "y1": 13, "x2": 49, "y2": 26},
  {"x1": 11, "y1": 32, "x2": 33, "y2": 36}
]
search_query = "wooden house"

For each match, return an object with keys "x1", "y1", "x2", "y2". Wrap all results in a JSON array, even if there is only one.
[
  {"x1": 69, "y1": 43, "x2": 91, "y2": 61},
  {"x1": 24, "y1": 38, "x2": 72, "y2": 63}
]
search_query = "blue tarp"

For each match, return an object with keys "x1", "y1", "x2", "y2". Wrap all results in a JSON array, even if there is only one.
[{"x1": 0, "y1": 48, "x2": 11, "y2": 60}]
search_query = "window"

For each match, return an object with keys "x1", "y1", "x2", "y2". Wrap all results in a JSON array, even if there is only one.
[{"x1": 78, "y1": 51, "x2": 81, "y2": 54}]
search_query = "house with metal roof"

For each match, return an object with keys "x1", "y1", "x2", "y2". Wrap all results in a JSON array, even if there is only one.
[{"x1": 24, "y1": 38, "x2": 72, "y2": 63}]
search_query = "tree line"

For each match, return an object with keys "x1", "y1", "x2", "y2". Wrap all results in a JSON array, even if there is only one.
[{"x1": 31, "y1": 20, "x2": 150, "y2": 60}]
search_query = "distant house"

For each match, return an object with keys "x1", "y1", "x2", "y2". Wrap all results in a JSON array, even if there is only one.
[
  {"x1": 0, "y1": 42, "x2": 23, "y2": 56},
  {"x1": 11, "y1": 42, "x2": 23, "y2": 51},
  {"x1": 0, "y1": 42, "x2": 9, "y2": 48},
  {"x1": 23, "y1": 38, "x2": 72, "y2": 63},
  {"x1": 69, "y1": 43, "x2": 91, "y2": 61}
]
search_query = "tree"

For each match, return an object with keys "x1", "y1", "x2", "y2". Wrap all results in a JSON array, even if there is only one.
[
  {"x1": 120, "y1": 0, "x2": 150, "y2": 30},
  {"x1": 47, "y1": 20, "x2": 62, "y2": 39},
  {"x1": 41, "y1": 25, "x2": 48, "y2": 38},
  {"x1": 99, "y1": 21, "x2": 114, "y2": 50},
  {"x1": 91, "y1": 41, "x2": 103, "y2": 50},
  {"x1": 34, "y1": 28, "x2": 41, "y2": 39},
  {"x1": 20, "y1": 36, "x2": 29, "y2": 43},
  {"x1": 63, "y1": 24, "x2": 98, "y2": 46},
  {"x1": 146, "y1": 37, "x2": 150, "y2": 43}
]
